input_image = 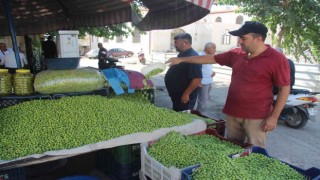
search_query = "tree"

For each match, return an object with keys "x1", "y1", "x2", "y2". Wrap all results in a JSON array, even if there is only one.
[
  {"x1": 77, "y1": 0, "x2": 145, "y2": 40},
  {"x1": 217, "y1": 0, "x2": 320, "y2": 63}
]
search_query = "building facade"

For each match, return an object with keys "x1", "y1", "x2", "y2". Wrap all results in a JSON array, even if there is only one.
[{"x1": 90, "y1": 5, "x2": 272, "y2": 55}]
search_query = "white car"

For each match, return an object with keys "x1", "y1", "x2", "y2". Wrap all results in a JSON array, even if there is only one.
[{"x1": 85, "y1": 49, "x2": 99, "y2": 59}]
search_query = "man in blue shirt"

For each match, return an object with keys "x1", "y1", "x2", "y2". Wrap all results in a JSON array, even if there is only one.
[{"x1": 164, "y1": 33, "x2": 202, "y2": 111}]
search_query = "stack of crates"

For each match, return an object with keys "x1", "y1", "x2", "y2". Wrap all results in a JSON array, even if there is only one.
[{"x1": 96, "y1": 144, "x2": 141, "y2": 180}]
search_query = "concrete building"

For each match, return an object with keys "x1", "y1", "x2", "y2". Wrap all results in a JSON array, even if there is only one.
[{"x1": 88, "y1": 5, "x2": 272, "y2": 55}]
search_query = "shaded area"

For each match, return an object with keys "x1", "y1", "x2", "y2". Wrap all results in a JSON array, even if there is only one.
[{"x1": 0, "y1": 0, "x2": 213, "y2": 36}]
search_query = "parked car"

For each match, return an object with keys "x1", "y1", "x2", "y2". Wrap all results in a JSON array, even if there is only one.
[
  {"x1": 108, "y1": 48, "x2": 134, "y2": 58},
  {"x1": 85, "y1": 49, "x2": 99, "y2": 59}
]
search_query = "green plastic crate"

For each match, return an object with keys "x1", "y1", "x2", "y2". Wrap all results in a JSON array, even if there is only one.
[{"x1": 109, "y1": 143, "x2": 141, "y2": 164}]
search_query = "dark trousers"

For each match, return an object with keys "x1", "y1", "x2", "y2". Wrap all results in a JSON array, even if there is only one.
[
  {"x1": 170, "y1": 89, "x2": 198, "y2": 112},
  {"x1": 170, "y1": 95, "x2": 190, "y2": 112},
  {"x1": 189, "y1": 87, "x2": 199, "y2": 110}
]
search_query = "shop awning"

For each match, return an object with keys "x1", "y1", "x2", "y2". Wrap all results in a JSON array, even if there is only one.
[
  {"x1": 134, "y1": 0, "x2": 214, "y2": 31},
  {"x1": 0, "y1": 0, "x2": 135, "y2": 36},
  {"x1": 0, "y1": 0, "x2": 214, "y2": 36}
]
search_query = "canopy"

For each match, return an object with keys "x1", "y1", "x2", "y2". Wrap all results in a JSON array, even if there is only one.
[
  {"x1": 0, "y1": 0, "x2": 214, "y2": 36},
  {"x1": 135, "y1": 0, "x2": 214, "y2": 31},
  {"x1": 0, "y1": 0, "x2": 136, "y2": 36}
]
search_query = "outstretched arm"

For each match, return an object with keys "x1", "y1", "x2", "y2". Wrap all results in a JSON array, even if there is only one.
[{"x1": 166, "y1": 55, "x2": 216, "y2": 66}]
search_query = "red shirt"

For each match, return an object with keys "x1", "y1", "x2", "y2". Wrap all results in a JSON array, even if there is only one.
[{"x1": 214, "y1": 45, "x2": 290, "y2": 119}]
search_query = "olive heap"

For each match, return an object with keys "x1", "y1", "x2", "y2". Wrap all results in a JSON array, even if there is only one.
[
  {"x1": 148, "y1": 132, "x2": 305, "y2": 180},
  {"x1": 0, "y1": 95, "x2": 204, "y2": 160}
]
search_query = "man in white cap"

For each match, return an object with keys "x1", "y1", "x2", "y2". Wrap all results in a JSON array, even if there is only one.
[{"x1": 166, "y1": 21, "x2": 290, "y2": 148}]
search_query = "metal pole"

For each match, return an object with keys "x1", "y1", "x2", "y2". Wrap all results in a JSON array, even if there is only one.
[{"x1": 3, "y1": 0, "x2": 22, "y2": 68}]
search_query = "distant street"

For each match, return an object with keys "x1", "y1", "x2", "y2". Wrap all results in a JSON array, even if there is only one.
[{"x1": 80, "y1": 56, "x2": 320, "y2": 170}]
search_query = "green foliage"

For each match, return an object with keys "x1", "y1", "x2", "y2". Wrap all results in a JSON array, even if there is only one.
[
  {"x1": 217, "y1": 0, "x2": 320, "y2": 63},
  {"x1": 77, "y1": 0, "x2": 145, "y2": 39},
  {"x1": 78, "y1": 24, "x2": 135, "y2": 39}
]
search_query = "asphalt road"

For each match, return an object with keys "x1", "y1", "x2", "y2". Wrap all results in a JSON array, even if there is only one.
[{"x1": 80, "y1": 57, "x2": 320, "y2": 170}]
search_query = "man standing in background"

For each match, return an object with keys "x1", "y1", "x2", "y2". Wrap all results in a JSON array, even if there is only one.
[
  {"x1": 164, "y1": 33, "x2": 202, "y2": 111},
  {"x1": 42, "y1": 36, "x2": 57, "y2": 59},
  {"x1": 0, "y1": 43, "x2": 13, "y2": 67},
  {"x1": 195, "y1": 42, "x2": 216, "y2": 114}
]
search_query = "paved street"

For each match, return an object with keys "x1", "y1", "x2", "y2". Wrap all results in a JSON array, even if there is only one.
[{"x1": 80, "y1": 57, "x2": 320, "y2": 170}]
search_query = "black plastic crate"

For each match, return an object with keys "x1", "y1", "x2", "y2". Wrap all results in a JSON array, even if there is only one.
[
  {"x1": 0, "y1": 167, "x2": 26, "y2": 180},
  {"x1": 51, "y1": 88, "x2": 109, "y2": 99},
  {"x1": 0, "y1": 94, "x2": 52, "y2": 109},
  {"x1": 43, "y1": 57, "x2": 80, "y2": 70}
]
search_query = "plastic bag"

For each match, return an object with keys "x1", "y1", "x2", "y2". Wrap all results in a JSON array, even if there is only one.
[
  {"x1": 34, "y1": 68, "x2": 106, "y2": 94},
  {"x1": 141, "y1": 62, "x2": 166, "y2": 78}
]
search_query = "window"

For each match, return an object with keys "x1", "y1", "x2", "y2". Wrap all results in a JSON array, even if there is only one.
[
  {"x1": 236, "y1": 15, "x2": 244, "y2": 24},
  {"x1": 132, "y1": 29, "x2": 141, "y2": 43},
  {"x1": 215, "y1": 17, "x2": 222, "y2": 22},
  {"x1": 221, "y1": 30, "x2": 231, "y2": 45},
  {"x1": 116, "y1": 36, "x2": 124, "y2": 43}
]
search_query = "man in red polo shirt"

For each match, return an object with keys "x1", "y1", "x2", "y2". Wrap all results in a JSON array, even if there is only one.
[{"x1": 166, "y1": 21, "x2": 290, "y2": 148}]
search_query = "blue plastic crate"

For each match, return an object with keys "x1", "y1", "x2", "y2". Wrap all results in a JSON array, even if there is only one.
[
  {"x1": 182, "y1": 146, "x2": 320, "y2": 180},
  {"x1": 44, "y1": 57, "x2": 80, "y2": 70},
  {"x1": 247, "y1": 146, "x2": 320, "y2": 179}
]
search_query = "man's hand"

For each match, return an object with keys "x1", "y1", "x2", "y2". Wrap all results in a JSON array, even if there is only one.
[
  {"x1": 261, "y1": 116, "x2": 278, "y2": 132},
  {"x1": 165, "y1": 57, "x2": 182, "y2": 66},
  {"x1": 181, "y1": 93, "x2": 190, "y2": 104}
]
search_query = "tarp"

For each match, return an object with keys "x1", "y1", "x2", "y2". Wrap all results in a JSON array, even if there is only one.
[{"x1": 0, "y1": 0, "x2": 135, "y2": 36}]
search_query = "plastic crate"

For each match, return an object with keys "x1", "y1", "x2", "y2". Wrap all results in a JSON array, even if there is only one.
[
  {"x1": 109, "y1": 144, "x2": 141, "y2": 165},
  {"x1": 51, "y1": 88, "x2": 109, "y2": 99},
  {"x1": 141, "y1": 142, "x2": 199, "y2": 180},
  {"x1": 205, "y1": 129, "x2": 252, "y2": 149},
  {"x1": 0, "y1": 94, "x2": 52, "y2": 109},
  {"x1": 141, "y1": 129, "x2": 252, "y2": 180},
  {"x1": 248, "y1": 146, "x2": 320, "y2": 180},
  {"x1": 182, "y1": 146, "x2": 320, "y2": 180},
  {"x1": 43, "y1": 57, "x2": 79, "y2": 70},
  {"x1": 190, "y1": 110, "x2": 226, "y2": 137},
  {"x1": 43, "y1": 57, "x2": 80, "y2": 70},
  {"x1": 0, "y1": 167, "x2": 26, "y2": 180},
  {"x1": 96, "y1": 148, "x2": 141, "y2": 180}
]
